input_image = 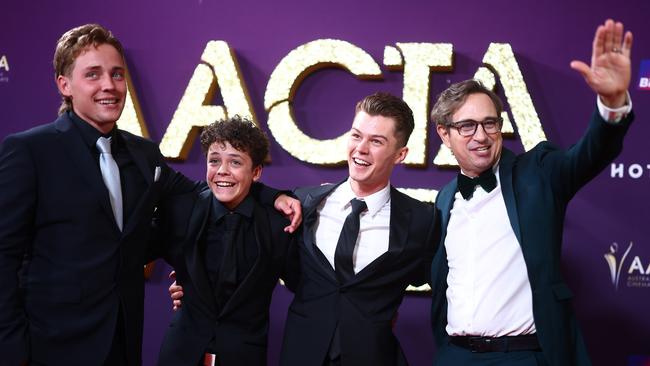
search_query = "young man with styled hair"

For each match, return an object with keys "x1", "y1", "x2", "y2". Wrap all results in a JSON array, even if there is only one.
[{"x1": 0, "y1": 24, "x2": 198, "y2": 366}]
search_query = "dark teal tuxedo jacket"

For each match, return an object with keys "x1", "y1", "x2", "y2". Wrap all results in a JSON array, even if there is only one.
[{"x1": 431, "y1": 109, "x2": 634, "y2": 366}]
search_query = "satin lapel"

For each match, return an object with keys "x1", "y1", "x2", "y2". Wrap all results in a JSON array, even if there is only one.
[
  {"x1": 55, "y1": 116, "x2": 116, "y2": 230},
  {"x1": 301, "y1": 182, "x2": 342, "y2": 282},
  {"x1": 437, "y1": 179, "x2": 457, "y2": 245},
  {"x1": 121, "y1": 133, "x2": 155, "y2": 234},
  {"x1": 219, "y1": 203, "x2": 271, "y2": 318},
  {"x1": 432, "y1": 179, "x2": 456, "y2": 287},
  {"x1": 184, "y1": 190, "x2": 217, "y2": 310},
  {"x1": 349, "y1": 186, "x2": 408, "y2": 285},
  {"x1": 498, "y1": 149, "x2": 522, "y2": 244},
  {"x1": 122, "y1": 133, "x2": 154, "y2": 186}
]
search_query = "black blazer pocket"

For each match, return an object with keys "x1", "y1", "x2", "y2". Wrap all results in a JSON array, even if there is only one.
[
  {"x1": 551, "y1": 283, "x2": 573, "y2": 301},
  {"x1": 25, "y1": 283, "x2": 82, "y2": 304}
]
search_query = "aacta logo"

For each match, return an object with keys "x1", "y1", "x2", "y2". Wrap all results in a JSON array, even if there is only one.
[
  {"x1": 0, "y1": 54, "x2": 8, "y2": 72},
  {"x1": 0, "y1": 54, "x2": 9, "y2": 83},
  {"x1": 604, "y1": 242, "x2": 650, "y2": 289},
  {"x1": 604, "y1": 242, "x2": 633, "y2": 289}
]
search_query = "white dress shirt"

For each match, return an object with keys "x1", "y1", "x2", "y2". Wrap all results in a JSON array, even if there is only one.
[
  {"x1": 314, "y1": 179, "x2": 391, "y2": 274},
  {"x1": 445, "y1": 167, "x2": 536, "y2": 337}
]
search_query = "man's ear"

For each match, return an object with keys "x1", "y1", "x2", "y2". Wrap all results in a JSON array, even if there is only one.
[
  {"x1": 394, "y1": 146, "x2": 408, "y2": 164},
  {"x1": 252, "y1": 165, "x2": 263, "y2": 181},
  {"x1": 436, "y1": 124, "x2": 451, "y2": 148},
  {"x1": 56, "y1": 75, "x2": 72, "y2": 97}
]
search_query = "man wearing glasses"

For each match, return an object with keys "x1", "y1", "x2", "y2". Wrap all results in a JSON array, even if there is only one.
[{"x1": 429, "y1": 19, "x2": 634, "y2": 365}]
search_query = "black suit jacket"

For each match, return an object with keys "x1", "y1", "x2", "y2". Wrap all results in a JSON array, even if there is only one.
[
  {"x1": 155, "y1": 188, "x2": 298, "y2": 366},
  {"x1": 431, "y1": 110, "x2": 634, "y2": 366},
  {"x1": 280, "y1": 182, "x2": 437, "y2": 366},
  {"x1": 0, "y1": 113, "x2": 195, "y2": 366}
]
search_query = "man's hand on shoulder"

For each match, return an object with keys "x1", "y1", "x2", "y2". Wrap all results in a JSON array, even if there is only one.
[
  {"x1": 168, "y1": 270, "x2": 183, "y2": 311},
  {"x1": 274, "y1": 194, "x2": 302, "y2": 233}
]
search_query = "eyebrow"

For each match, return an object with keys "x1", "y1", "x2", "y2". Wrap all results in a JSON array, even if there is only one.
[
  {"x1": 208, "y1": 151, "x2": 244, "y2": 159},
  {"x1": 350, "y1": 128, "x2": 388, "y2": 141},
  {"x1": 453, "y1": 116, "x2": 500, "y2": 123},
  {"x1": 82, "y1": 65, "x2": 126, "y2": 72}
]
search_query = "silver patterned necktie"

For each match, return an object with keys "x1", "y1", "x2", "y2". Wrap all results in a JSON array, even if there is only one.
[{"x1": 96, "y1": 136, "x2": 123, "y2": 231}]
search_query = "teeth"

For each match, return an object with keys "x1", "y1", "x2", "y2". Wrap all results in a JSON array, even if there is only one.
[
  {"x1": 216, "y1": 182, "x2": 235, "y2": 187},
  {"x1": 353, "y1": 158, "x2": 370, "y2": 166},
  {"x1": 476, "y1": 146, "x2": 489, "y2": 151},
  {"x1": 97, "y1": 99, "x2": 117, "y2": 105}
]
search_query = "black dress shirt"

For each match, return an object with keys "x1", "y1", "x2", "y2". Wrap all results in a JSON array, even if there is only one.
[{"x1": 203, "y1": 194, "x2": 258, "y2": 313}]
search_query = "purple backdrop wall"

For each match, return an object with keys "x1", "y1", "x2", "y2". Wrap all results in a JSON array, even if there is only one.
[{"x1": 1, "y1": 1, "x2": 649, "y2": 365}]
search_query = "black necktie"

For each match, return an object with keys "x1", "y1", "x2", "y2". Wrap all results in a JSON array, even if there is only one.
[
  {"x1": 215, "y1": 212, "x2": 242, "y2": 310},
  {"x1": 334, "y1": 198, "x2": 367, "y2": 283},
  {"x1": 457, "y1": 169, "x2": 497, "y2": 200}
]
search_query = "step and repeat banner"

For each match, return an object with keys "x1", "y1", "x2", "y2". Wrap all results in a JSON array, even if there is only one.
[{"x1": 1, "y1": 0, "x2": 649, "y2": 365}]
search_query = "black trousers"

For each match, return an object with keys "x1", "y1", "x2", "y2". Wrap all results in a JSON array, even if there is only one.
[
  {"x1": 434, "y1": 343, "x2": 548, "y2": 366},
  {"x1": 103, "y1": 309, "x2": 128, "y2": 366}
]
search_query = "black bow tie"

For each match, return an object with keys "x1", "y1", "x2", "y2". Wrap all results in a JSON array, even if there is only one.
[{"x1": 457, "y1": 169, "x2": 497, "y2": 200}]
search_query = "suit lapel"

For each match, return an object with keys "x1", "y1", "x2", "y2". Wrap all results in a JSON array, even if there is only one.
[
  {"x1": 55, "y1": 116, "x2": 117, "y2": 231},
  {"x1": 437, "y1": 178, "x2": 457, "y2": 245},
  {"x1": 218, "y1": 203, "x2": 271, "y2": 318},
  {"x1": 120, "y1": 133, "x2": 155, "y2": 234},
  {"x1": 122, "y1": 133, "x2": 154, "y2": 186},
  {"x1": 498, "y1": 149, "x2": 522, "y2": 244},
  {"x1": 301, "y1": 182, "x2": 342, "y2": 282},
  {"x1": 431, "y1": 178, "x2": 456, "y2": 298},
  {"x1": 184, "y1": 190, "x2": 217, "y2": 310}
]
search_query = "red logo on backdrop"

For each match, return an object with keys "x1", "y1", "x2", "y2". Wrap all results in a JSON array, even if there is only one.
[{"x1": 639, "y1": 60, "x2": 650, "y2": 90}]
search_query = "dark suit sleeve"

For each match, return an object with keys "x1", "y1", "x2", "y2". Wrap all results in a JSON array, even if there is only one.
[
  {"x1": 281, "y1": 229, "x2": 301, "y2": 292},
  {"x1": 145, "y1": 145, "x2": 204, "y2": 262},
  {"x1": 412, "y1": 203, "x2": 439, "y2": 287},
  {"x1": 146, "y1": 190, "x2": 198, "y2": 265},
  {"x1": 542, "y1": 109, "x2": 634, "y2": 202},
  {"x1": 156, "y1": 149, "x2": 201, "y2": 197},
  {"x1": 0, "y1": 135, "x2": 34, "y2": 363},
  {"x1": 249, "y1": 182, "x2": 293, "y2": 206}
]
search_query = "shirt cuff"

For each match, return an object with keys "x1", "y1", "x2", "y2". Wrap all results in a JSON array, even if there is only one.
[{"x1": 597, "y1": 91, "x2": 632, "y2": 123}]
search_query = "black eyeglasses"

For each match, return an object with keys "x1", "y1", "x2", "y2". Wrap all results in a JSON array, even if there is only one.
[{"x1": 448, "y1": 117, "x2": 503, "y2": 137}]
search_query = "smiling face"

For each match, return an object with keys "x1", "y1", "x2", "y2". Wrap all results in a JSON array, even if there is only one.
[
  {"x1": 56, "y1": 44, "x2": 126, "y2": 134},
  {"x1": 347, "y1": 111, "x2": 408, "y2": 197},
  {"x1": 206, "y1": 141, "x2": 262, "y2": 210},
  {"x1": 436, "y1": 93, "x2": 502, "y2": 177}
]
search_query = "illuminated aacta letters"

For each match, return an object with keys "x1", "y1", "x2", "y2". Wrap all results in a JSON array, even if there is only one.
[
  {"x1": 265, "y1": 39, "x2": 382, "y2": 165},
  {"x1": 156, "y1": 41, "x2": 256, "y2": 160},
  {"x1": 384, "y1": 43, "x2": 453, "y2": 166},
  {"x1": 135, "y1": 41, "x2": 549, "y2": 287},
  {"x1": 433, "y1": 43, "x2": 546, "y2": 166},
  {"x1": 121, "y1": 39, "x2": 547, "y2": 179},
  {"x1": 116, "y1": 69, "x2": 150, "y2": 138}
]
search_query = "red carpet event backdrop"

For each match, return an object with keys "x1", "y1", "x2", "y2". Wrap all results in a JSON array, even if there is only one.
[{"x1": 1, "y1": 0, "x2": 648, "y2": 365}]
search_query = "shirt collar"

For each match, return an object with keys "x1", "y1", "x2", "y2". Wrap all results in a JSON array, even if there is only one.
[
  {"x1": 68, "y1": 110, "x2": 118, "y2": 149},
  {"x1": 210, "y1": 193, "x2": 255, "y2": 222},
  {"x1": 338, "y1": 178, "x2": 390, "y2": 217}
]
